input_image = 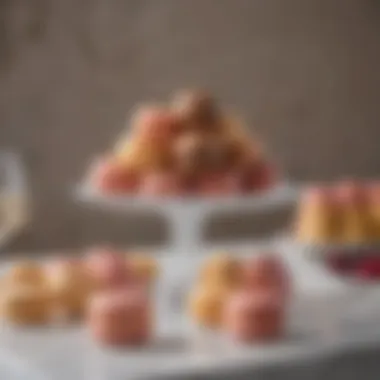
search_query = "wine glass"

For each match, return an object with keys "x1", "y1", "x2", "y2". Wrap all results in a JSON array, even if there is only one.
[{"x1": 0, "y1": 151, "x2": 28, "y2": 249}]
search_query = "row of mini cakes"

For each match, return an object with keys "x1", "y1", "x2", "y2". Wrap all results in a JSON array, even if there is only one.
[
  {"x1": 1, "y1": 250, "x2": 289, "y2": 346},
  {"x1": 189, "y1": 253, "x2": 290, "y2": 342},
  {"x1": 88, "y1": 89, "x2": 276, "y2": 197},
  {"x1": 295, "y1": 180, "x2": 380, "y2": 245},
  {"x1": 0, "y1": 248, "x2": 157, "y2": 334}
]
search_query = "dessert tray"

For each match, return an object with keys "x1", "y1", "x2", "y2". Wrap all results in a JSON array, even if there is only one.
[
  {"x1": 0, "y1": 243, "x2": 372, "y2": 380},
  {"x1": 75, "y1": 182, "x2": 299, "y2": 255}
]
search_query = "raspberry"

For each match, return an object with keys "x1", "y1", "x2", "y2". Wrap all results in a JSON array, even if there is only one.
[{"x1": 354, "y1": 257, "x2": 380, "y2": 280}]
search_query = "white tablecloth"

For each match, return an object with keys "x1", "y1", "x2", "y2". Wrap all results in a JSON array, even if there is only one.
[{"x1": 1, "y1": 240, "x2": 379, "y2": 380}]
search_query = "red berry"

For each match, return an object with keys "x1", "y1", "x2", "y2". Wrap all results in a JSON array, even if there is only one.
[
  {"x1": 354, "y1": 257, "x2": 380, "y2": 280},
  {"x1": 327, "y1": 254, "x2": 353, "y2": 273}
]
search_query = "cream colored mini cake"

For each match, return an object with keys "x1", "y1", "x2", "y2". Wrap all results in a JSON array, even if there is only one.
[
  {"x1": 295, "y1": 187, "x2": 340, "y2": 244},
  {"x1": 6, "y1": 261, "x2": 47, "y2": 288},
  {"x1": 241, "y1": 254, "x2": 290, "y2": 298},
  {"x1": 188, "y1": 285, "x2": 228, "y2": 329},
  {"x1": 199, "y1": 253, "x2": 241, "y2": 290},
  {"x1": 87, "y1": 286, "x2": 152, "y2": 346},
  {"x1": 2, "y1": 285, "x2": 53, "y2": 325},
  {"x1": 46, "y1": 260, "x2": 93, "y2": 319},
  {"x1": 334, "y1": 181, "x2": 375, "y2": 244},
  {"x1": 188, "y1": 253, "x2": 240, "y2": 329},
  {"x1": 368, "y1": 182, "x2": 380, "y2": 240},
  {"x1": 223, "y1": 289, "x2": 285, "y2": 342}
]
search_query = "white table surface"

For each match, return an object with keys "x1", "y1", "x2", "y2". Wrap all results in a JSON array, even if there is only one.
[{"x1": 0, "y1": 239, "x2": 379, "y2": 380}]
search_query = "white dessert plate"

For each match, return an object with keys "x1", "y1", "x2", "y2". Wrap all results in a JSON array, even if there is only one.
[
  {"x1": 74, "y1": 181, "x2": 299, "y2": 213},
  {"x1": 0, "y1": 247, "x2": 349, "y2": 380}
]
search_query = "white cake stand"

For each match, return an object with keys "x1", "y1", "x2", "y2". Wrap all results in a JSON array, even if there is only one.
[{"x1": 75, "y1": 182, "x2": 299, "y2": 255}]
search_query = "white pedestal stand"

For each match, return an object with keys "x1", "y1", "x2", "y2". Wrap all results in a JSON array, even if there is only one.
[{"x1": 75, "y1": 182, "x2": 299, "y2": 255}]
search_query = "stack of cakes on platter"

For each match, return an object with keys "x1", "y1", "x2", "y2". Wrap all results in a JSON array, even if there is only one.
[
  {"x1": 88, "y1": 90, "x2": 276, "y2": 197},
  {"x1": 295, "y1": 180, "x2": 380, "y2": 247}
]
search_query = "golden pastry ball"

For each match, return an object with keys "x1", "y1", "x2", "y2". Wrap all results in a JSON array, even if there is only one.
[
  {"x1": 221, "y1": 113, "x2": 263, "y2": 166},
  {"x1": 115, "y1": 136, "x2": 172, "y2": 173},
  {"x1": 6, "y1": 261, "x2": 47, "y2": 288},
  {"x1": 201, "y1": 135, "x2": 239, "y2": 172},
  {"x1": 199, "y1": 254, "x2": 241, "y2": 290},
  {"x1": 221, "y1": 114, "x2": 250, "y2": 145},
  {"x1": 130, "y1": 104, "x2": 180, "y2": 145},
  {"x1": 88, "y1": 156, "x2": 138, "y2": 194},
  {"x1": 2, "y1": 285, "x2": 53, "y2": 325},
  {"x1": 172, "y1": 131, "x2": 211, "y2": 176},
  {"x1": 171, "y1": 89, "x2": 221, "y2": 131},
  {"x1": 188, "y1": 285, "x2": 229, "y2": 328}
]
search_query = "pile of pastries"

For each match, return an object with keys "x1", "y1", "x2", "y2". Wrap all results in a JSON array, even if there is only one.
[
  {"x1": 88, "y1": 89, "x2": 276, "y2": 197},
  {"x1": 295, "y1": 180, "x2": 380, "y2": 245},
  {"x1": 189, "y1": 252, "x2": 290, "y2": 343},
  {"x1": 0, "y1": 247, "x2": 157, "y2": 347}
]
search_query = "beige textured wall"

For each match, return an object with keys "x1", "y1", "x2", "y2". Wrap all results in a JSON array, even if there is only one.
[{"x1": 0, "y1": 0, "x2": 379, "y2": 251}]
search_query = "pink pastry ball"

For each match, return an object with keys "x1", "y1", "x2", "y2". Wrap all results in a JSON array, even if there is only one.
[
  {"x1": 44, "y1": 257, "x2": 83, "y2": 274},
  {"x1": 132, "y1": 105, "x2": 179, "y2": 147},
  {"x1": 334, "y1": 180, "x2": 367, "y2": 206},
  {"x1": 241, "y1": 254, "x2": 290, "y2": 298},
  {"x1": 196, "y1": 172, "x2": 242, "y2": 196},
  {"x1": 44, "y1": 257, "x2": 93, "y2": 318},
  {"x1": 223, "y1": 289, "x2": 285, "y2": 343},
  {"x1": 245, "y1": 160, "x2": 277, "y2": 193},
  {"x1": 366, "y1": 181, "x2": 380, "y2": 204},
  {"x1": 301, "y1": 185, "x2": 334, "y2": 205},
  {"x1": 139, "y1": 171, "x2": 185, "y2": 196},
  {"x1": 84, "y1": 247, "x2": 135, "y2": 290},
  {"x1": 87, "y1": 286, "x2": 152, "y2": 346},
  {"x1": 89, "y1": 157, "x2": 138, "y2": 194}
]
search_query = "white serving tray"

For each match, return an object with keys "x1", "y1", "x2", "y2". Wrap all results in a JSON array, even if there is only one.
[
  {"x1": 0, "y1": 244, "x2": 356, "y2": 380},
  {"x1": 75, "y1": 182, "x2": 299, "y2": 255},
  {"x1": 75, "y1": 182, "x2": 298, "y2": 213}
]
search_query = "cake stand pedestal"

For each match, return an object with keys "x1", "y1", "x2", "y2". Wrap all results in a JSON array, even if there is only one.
[{"x1": 75, "y1": 182, "x2": 299, "y2": 255}]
